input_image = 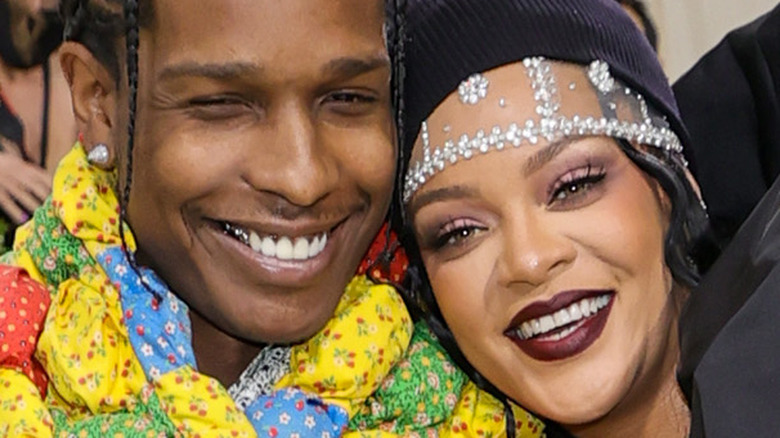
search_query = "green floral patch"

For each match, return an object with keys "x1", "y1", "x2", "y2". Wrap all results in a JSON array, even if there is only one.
[
  {"x1": 51, "y1": 391, "x2": 178, "y2": 437},
  {"x1": 350, "y1": 322, "x2": 468, "y2": 433},
  {"x1": 23, "y1": 197, "x2": 95, "y2": 286}
]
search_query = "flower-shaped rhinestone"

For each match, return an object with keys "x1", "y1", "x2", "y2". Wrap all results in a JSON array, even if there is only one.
[{"x1": 458, "y1": 73, "x2": 490, "y2": 105}]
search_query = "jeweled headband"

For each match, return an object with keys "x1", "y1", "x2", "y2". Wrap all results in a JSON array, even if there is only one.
[{"x1": 402, "y1": 58, "x2": 683, "y2": 203}]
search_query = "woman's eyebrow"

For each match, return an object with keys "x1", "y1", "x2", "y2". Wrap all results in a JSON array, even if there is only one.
[
  {"x1": 523, "y1": 138, "x2": 576, "y2": 176},
  {"x1": 408, "y1": 185, "x2": 478, "y2": 219}
]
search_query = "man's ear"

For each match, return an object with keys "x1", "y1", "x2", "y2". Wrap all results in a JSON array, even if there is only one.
[{"x1": 59, "y1": 41, "x2": 118, "y2": 168}]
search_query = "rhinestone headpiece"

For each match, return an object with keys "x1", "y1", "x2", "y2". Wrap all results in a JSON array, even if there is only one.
[{"x1": 402, "y1": 58, "x2": 683, "y2": 204}]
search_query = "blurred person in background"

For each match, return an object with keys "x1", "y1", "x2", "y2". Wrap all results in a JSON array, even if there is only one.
[
  {"x1": 673, "y1": 4, "x2": 780, "y2": 437},
  {"x1": 674, "y1": 3, "x2": 780, "y2": 248},
  {"x1": 0, "y1": 0, "x2": 77, "y2": 252},
  {"x1": 617, "y1": 0, "x2": 659, "y2": 52}
]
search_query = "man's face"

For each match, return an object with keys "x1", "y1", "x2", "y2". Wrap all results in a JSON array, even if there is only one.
[
  {"x1": 0, "y1": 0, "x2": 63, "y2": 68},
  {"x1": 115, "y1": 0, "x2": 395, "y2": 344}
]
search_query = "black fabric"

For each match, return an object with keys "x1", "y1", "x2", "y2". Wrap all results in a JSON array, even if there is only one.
[
  {"x1": 0, "y1": 91, "x2": 23, "y2": 149},
  {"x1": 679, "y1": 170, "x2": 780, "y2": 438},
  {"x1": 673, "y1": 4, "x2": 780, "y2": 247},
  {"x1": 402, "y1": 0, "x2": 686, "y2": 156}
]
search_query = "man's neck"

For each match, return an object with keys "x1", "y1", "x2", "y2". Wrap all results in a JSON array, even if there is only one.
[{"x1": 190, "y1": 309, "x2": 265, "y2": 388}]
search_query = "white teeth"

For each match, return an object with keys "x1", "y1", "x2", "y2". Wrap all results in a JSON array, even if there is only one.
[
  {"x1": 293, "y1": 237, "x2": 309, "y2": 260},
  {"x1": 276, "y1": 237, "x2": 294, "y2": 260},
  {"x1": 539, "y1": 315, "x2": 555, "y2": 333},
  {"x1": 249, "y1": 232, "x2": 263, "y2": 252},
  {"x1": 532, "y1": 319, "x2": 542, "y2": 336},
  {"x1": 319, "y1": 233, "x2": 328, "y2": 252},
  {"x1": 521, "y1": 322, "x2": 533, "y2": 339},
  {"x1": 261, "y1": 237, "x2": 276, "y2": 257},
  {"x1": 309, "y1": 236, "x2": 320, "y2": 258},
  {"x1": 553, "y1": 308, "x2": 571, "y2": 326},
  {"x1": 513, "y1": 294, "x2": 612, "y2": 340},
  {"x1": 580, "y1": 300, "x2": 591, "y2": 317},
  {"x1": 569, "y1": 302, "x2": 582, "y2": 320},
  {"x1": 227, "y1": 224, "x2": 329, "y2": 262}
]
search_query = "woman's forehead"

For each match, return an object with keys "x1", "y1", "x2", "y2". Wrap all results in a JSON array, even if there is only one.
[
  {"x1": 423, "y1": 61, "x2": 608, "y2": 150},
  {"x1": 404, "y1": 58, "x2": 681, "y2": 203}
]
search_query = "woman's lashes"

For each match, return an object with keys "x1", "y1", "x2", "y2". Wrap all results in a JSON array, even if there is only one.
[
  {"x1": 432, "y1": 218, "x2": 485, "y2": 250},
  {"x1": 548, "y1": 164, "x2": 607, "y2": 205}
]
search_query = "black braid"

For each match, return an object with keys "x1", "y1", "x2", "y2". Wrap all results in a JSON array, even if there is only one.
[
  {"x1": 119, "y1": 0, "x2": 162, "y2": 301},
  {"x1": 366, "y1": 0, "x2": 407, "y2": 292},
  {"x1": 390, "y1": 0, "x2": 408, "y2": 231}
]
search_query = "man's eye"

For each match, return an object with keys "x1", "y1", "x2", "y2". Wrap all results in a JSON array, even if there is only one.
[
  {"x1": 326, "y1": 92, "x2": 376, "y2": 104},
  {"x1": 186, "y1": 96, "x2": 255, "y2": 120}
]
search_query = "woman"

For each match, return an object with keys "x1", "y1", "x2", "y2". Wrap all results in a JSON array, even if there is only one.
[
  {"x1": 0, "y1": 0, "x2": 542, "y2": 436},
  {"x1": 396, "y1": 0, "x2": 710, "y2": 436},
  {"x1": 0, "y1": 0, "x2": 78, "y2": 252}
]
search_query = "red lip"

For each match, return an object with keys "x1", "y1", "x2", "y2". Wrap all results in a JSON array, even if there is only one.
[{"x1": 505, "y1": 290, "x2": 615, "y2": 362}]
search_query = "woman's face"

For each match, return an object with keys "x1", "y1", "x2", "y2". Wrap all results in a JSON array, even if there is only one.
[
  {"x1": 409, "y1": 61, "x2": 678, "y2": 425},
  {"x1": 106, "y1": 0, "x2": 394, "y2": 343}
]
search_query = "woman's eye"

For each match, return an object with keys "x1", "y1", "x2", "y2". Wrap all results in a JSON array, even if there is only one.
[
  {"x1": 549, "y1": 165, "x2": 606, "y2": 207},
  {"x1": 433, "y1": 220, "x2": 487, "y2": 250}
]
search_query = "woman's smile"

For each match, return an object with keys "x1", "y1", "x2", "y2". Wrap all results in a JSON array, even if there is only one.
[{"x1": 505, "y1": 289, "x2": 615, "y2": 361}]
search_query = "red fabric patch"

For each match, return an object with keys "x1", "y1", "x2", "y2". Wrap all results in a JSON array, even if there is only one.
[
  {"x1": 0, "y1": 265, "x2": 51, "y2": 396},
  {"x1": 357, "y1": 223, "x2": 408, "y2": 284}
]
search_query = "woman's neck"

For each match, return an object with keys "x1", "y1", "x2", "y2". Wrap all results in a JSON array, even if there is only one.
[{"x1": 190, "y1": 309, "x2": 265, "y2": 388}]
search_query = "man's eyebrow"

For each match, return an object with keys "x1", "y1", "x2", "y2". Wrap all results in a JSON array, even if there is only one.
[
  {"x1": 523, "y1": 138, "x2": 576, "y2": 176},
  {"x1": 408, "y1": 185, "x2": 478, "y2": 219},
  {"x1": 322, "y1": 55, "x2": 390, "y2": 78},
  {"x1": 158, "y1": 61, "x2": 263, "y2": 81}
]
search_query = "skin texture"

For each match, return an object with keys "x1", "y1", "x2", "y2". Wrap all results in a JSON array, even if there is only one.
[
  {"x1": 409, "y1": 61, "x2": 687, "y2": 437},
  {"x1": 60, "y1": 0, "x2": 394, "y2": 385}
]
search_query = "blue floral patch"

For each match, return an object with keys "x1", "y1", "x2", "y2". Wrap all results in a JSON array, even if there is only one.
[
  {"x1": 245, "y1": 387, "x2": 349, "y2": 438},
  {"x1": 97, "y1": 247, "x2": 195, "y2": 379}
]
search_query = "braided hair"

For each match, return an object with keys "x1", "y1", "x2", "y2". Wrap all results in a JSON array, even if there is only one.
[{"x1": 60, "y1": 0, "x2": 156, "y2": 296}]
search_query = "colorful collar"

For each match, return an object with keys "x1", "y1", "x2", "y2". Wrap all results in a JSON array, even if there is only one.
[{"x1": 4, "y1": 143, "x2": 543, "y2": 437}]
